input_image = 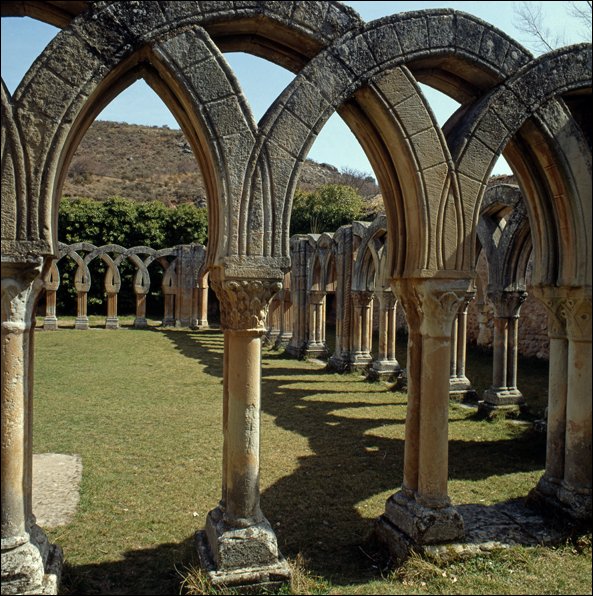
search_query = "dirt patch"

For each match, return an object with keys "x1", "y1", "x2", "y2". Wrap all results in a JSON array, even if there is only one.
[{"x1": 33, "y1": 453, "x2": 82, "y2": 528}]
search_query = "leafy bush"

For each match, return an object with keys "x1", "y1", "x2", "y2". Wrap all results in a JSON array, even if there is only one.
[{"x1": 290, "y1": 184, "x2": 365, "y2": 235}]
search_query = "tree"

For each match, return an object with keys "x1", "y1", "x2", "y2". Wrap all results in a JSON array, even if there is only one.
[
  {"x1": 514, "y1": 1, "x2": 592, "y2": 54},
  {"x1": 290, "y1": 184, "x2": 365, "y2": 235}
]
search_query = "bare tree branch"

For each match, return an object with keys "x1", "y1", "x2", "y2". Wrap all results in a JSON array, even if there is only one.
[{"x1": 514, "y1": 2, "x2": 562, "y2": 53}]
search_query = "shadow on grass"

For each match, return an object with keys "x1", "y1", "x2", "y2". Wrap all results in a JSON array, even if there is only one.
[
  {"x1": 60, "y1": 537, "x2": 195, "y2": 595},
  {"x1": 154, "y1": 329, "x2": 547, "y2": 586}
]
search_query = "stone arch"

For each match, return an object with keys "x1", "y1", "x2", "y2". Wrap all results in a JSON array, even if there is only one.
[
  {"x1": 3, "y1": 3, "x2": 257, "y2": 272},
  {"x1": 352, "y1": 218, "x2": 387, "y2": 292},
  {"x1": 478, "y1": 184, "x2": 532, "y2": 291},
  {"x1": 449, "y1": 44, "x2": 592, "y2": 285},
  {"x1": 254, "y1": 10, "x2": 535, "y2": 277}
]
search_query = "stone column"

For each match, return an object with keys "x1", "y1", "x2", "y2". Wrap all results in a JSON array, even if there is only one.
[
  {"x1": 1, "y1": 260, "x2": 63, "y2": 594},
  {"x1": 350, "y1": 291, "x2": 373, "y2": 371},
  {"x1": 370, "y1": 290, "x2": 401, "y2": 380},
  {"x1": 449, "y1": 293, "x2": 476, "y2": 399},
  {"x1": 194, "y1": 272, "x2": 209, "y2": 329},
  {"x1": 530, "y1": 287, "x2": 569, "y2": 505},
  {"x1": 529, "y1": 287, "x2": 592, "y2": 520},
  {"x1": 303, "y1": 291, "x2": 328, "y2": 358},
  {"x1": 274, "y1": 283, "x2": 293, "y2": 349},
  {"x1": 482, "y1": 290, "x2": 527, "y2": 408},
  {"x1": 43, "y1": 261, "x2": 59, "y2": 331},
  {"x1": 104, "y1": 265, "x2": 120, "y2": 330},
  {"x1": 377, "y1": 278, "x2": 469, "y2": 554},
  {"x1": 74, "y1": 262, "x2": 90, "y2": 330},
  {"x1": 265, "y1": 293, "x2": 282, "y2": 346},
  {"x1": 199, "y1": 277, "x2": 290, "y2": 587},
  {"x1": 133, "y1": 268, "x2": 149, "y2": 329},
  {"x1": 287, "y1": 238, "x2": 308, "y2": 358},
  {"x1": 559, "y1": 292, "x2": 592, "y2": 519}
]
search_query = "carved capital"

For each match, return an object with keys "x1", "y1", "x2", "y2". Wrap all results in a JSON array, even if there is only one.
[
  {"x1": 562, "y1": 291, "x2": 592, "y2": 343},
  {"x1": 352, "y1": 290, "x2": 373, "y2": 308},
  {"x1": 212, "y1": 278, "x2": 283, "y2": 332},
  {"x1": 1, "y1": 260, "x2": 44, "y2": 333},
  {"x1": 394, "y1": 277, "x2": 473, "y2": 338},
  {"x1": 308, "y1": 290, "x2": 326, "y2": 305},
  {"x1": 377, "y1": 290, "x2": 397, "y2": 310},
  {"x1": 488, "y1": 289, "x2": 528, "y2": 319},
  {"x1": 532, "y1": 285, "x2": 568, "y2": 339}
]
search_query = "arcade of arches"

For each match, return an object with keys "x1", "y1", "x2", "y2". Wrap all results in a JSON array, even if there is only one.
[{"x1": 1, "y1": 2, "x2": 591, "y2": 593}]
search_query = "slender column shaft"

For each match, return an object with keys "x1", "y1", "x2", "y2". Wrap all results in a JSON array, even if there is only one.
[
  {"x1": 418, "y1": 334, "x2": 453, "y2": 506},
  {"x1": 491, "y1": 317, "x2": 508, "y2": 388},
  {"x1": 450, "y1": 314, "x2": 459, "y2": 377},
  {"x1": 1, "y1": 317, "x2": 29, "y2": 544},
  {"x1": 387, "y1": 301, "x2": 397, "y2": 361},
  {"x1": 75, "y1": 291, "x2": 89, "y2": 329},
  {"x1": 224, "y1": 330, "x2": 264, "y2": 526},
  {"x1": 378, "y1": 299, "x2": 388, "y2": 360},
  {"x1": 546, "y1": 335, "x2": 568, "y2": 482},
  {"x1": 456, "y1": 309, "x2": 468, "y2": 378},
  {"x1": 507, "y1": 317, "x2": 520, "y2": 390},
  {"x1": 563, "y1": 294, "x2": 592, "y2": 495},
  {"x1": 199, "y1": 286, "x2": 209, "y2": 326},
  {"x1": 564, "y1": 337, "x2": 592, "y2": 491}
]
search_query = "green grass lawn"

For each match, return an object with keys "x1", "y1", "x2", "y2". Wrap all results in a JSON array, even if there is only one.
[{"x1": 33, "y1": 326, "x2": 591, "y2": 595}]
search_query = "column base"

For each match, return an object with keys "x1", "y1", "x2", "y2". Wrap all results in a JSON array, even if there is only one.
[
  {"x1": 43, "y1": 317, "x2": 58, "y2": 331},
  {"x1": 263, "y1": 331, "x2": 280, "y2": 347},
  {"x1": 449, "y1": 376, "x2": 477, "y2": 401},
  {"x1": 285, "y1": 341, "x2": 305, "y2": 359},
  {"x1": 273, "y1": 333, "x2": 292, "y2": 350},
  {"x1": 1, "y1": 533, "x2": 63, "y2": 595},
  {"x1": 327, "y1": 353, "x2": 350, "y2": 372},
  {"x1": 197, "y1": 508, "x2": 291, "y2": 590},
  {"x1": 368, "y1": 360, "x2": 401, "y2": 381},
  {"x1": 349, "y1": 353, "x2": 373, "y2": 372},
  {"x1": 382, "y1": 490, "x2": 465, "y2": 545},
  {"x1": 528, "y1": 476, "x2": 592, "y2": 521},
  {"x1": 483, "y1": 387, "x2": 525, "y2": 406},
  {"x1": 191, "y1": 318, "x2": 210, "y2": 330},
  {"x1": 105, "y1": 317, "x2": 119, "y2": 330},
  {"x1": 303, "y1": 343, "x2": 328, "y2": 360},
  {"x1": 133, "y1": 317, "x2": 148, "y2": 328},
  {"x1": 74, "y1": 317, "x2": 89, "y2": 330}
]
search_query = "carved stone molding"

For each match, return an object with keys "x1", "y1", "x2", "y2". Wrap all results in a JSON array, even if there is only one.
[{"x1": 212, "y1": 278, "x2": 283, "y2": 332}]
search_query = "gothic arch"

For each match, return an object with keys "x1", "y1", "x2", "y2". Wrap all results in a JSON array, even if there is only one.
[
  {"x1": 449, "y1": 44, "x2": 592, "y2": 285},
  {"x1": 254, "y1": 10, "x2": 535, "y2": 278},
  {"x1": 2, "y1": 3, "x2": 256, "y2": 272}
]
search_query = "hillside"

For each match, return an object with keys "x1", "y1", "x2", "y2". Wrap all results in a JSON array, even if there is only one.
[{"x1": 64, "y1": 120, "x2": 380, "y2": 207}]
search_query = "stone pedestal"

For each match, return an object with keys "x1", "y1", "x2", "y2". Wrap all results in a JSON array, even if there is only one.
[
  {"x1": 1, "y1": 260, "x2": 63, "y2": 594},
  {"x1": 200, "y1": 276, "x2": 290, "y2": 588}
]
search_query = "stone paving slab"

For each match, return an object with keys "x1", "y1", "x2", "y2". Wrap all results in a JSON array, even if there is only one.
[{"x1": 33, "y1": 453, "x2": 82, "y2": 528}]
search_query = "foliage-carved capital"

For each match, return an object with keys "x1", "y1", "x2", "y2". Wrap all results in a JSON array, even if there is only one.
[
  {"x1": 393, "y1": 277, "x2": 473, "y2": 339},
  {"x1": 212, "y1": 278, "x2": 283, "y2": 332},
  {"x1": 1, "y1": 259, "x2": 45, "y2": 332}
]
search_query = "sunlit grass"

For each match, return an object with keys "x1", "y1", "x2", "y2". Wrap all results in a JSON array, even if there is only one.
[{"x1": 33, "y1": 327, "x2": 590, "y2": 595}]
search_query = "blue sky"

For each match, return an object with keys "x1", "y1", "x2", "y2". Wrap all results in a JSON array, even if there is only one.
[{"x1": 1, "y1": 1, "x2": 587, "y2": 178}]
